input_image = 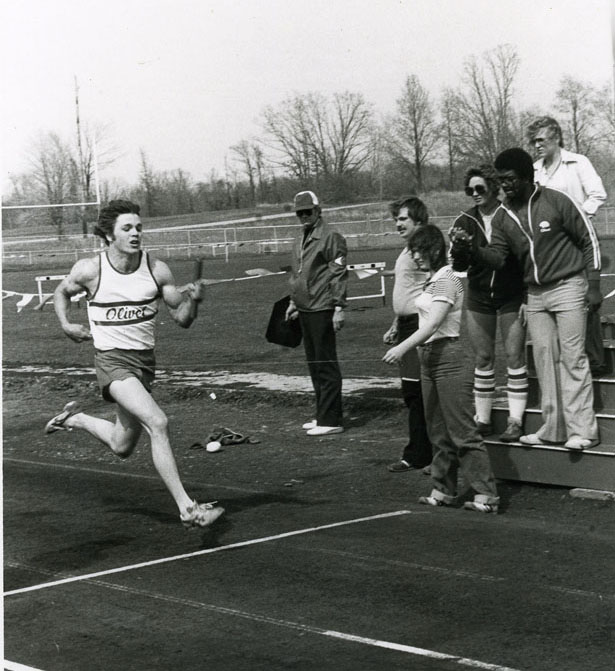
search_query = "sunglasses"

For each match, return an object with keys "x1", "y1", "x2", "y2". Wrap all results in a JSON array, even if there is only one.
[
  {"x1": 530, "y1": 135, "x2": 554, "y2": 145},
  {"x1": 296, "y1": 209, "x2": 314, "y2": 218},
  {"x1": 465, "y1": 185, "x2": 488, "y2": 197}
]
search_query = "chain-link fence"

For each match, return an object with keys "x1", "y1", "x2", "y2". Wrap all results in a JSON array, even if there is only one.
[{"x1": 3, "y1": 206, "x2": 614, "y2": 270}]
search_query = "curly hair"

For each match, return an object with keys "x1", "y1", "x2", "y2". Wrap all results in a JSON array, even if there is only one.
[
  {"x1": 526, "y1": 116, "x2": 564, "y2": 148},
  {"x1": 388, "y1": 196, "x2": 429, "y2": 225},
  {"x1": 93, "y1": 200, "x2": 141, "y2": 244},
  {"x1": 463, "y1": 164, "x2": 500, "y2": 197},
  {"x1": 494, "y1": 148, "x2": 535, "y2": 183},
  {"x1": 408, "y1": 224, "x2": 447, "y2": 271}
]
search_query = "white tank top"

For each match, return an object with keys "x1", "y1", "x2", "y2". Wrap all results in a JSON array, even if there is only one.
[{"x1": 87, "y1": 251, "x2": 160, "y2": 351}]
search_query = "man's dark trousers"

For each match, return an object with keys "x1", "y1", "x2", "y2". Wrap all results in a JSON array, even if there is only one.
[
  {"x1": 299, "y1": 310, "x2": 343, "y2": 427},
  {"x1": 398, "y1": 314, "x2": 432, "y2": 467}
]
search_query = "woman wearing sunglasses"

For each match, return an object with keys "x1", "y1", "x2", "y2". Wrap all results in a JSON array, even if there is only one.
[{"x1": 448, "y1": 165, "x2": 527, "y2": 443}]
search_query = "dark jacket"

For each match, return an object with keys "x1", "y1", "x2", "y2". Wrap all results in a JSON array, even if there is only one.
[
  {"x1": 474, "y1": 186, "x2": 601, "y2": 286},
  {"x1": 450, "y1": 205, "x2": 524, "y2": 302},
  {"x1": 289, "y1": 217, "x2": 348, "y2": 311}
]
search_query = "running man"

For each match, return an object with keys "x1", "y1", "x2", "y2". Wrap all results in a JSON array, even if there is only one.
[{"x1": 45, "y1": 199, "x2": 224, "y2": 528}]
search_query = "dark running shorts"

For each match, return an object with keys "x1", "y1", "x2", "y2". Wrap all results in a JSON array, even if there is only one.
[
  {"x1": 466, "y1": 290, "x2": 522, "y2": 316},
  {"x1": 94, "y1": 348, "x2": 156, "y2": 402}
]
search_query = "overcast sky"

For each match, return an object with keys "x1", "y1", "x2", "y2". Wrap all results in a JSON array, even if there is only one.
[{"x1": 2, "y1": 0, "x2": 613, "y2": 192}]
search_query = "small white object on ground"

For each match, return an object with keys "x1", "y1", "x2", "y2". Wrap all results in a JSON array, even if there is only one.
[
  {"x1": 206, "y1": 440, "x2": 222, "y2": 452},
  {"x1": 570, "y1": 488, "x2": 615, "y2": 501}
]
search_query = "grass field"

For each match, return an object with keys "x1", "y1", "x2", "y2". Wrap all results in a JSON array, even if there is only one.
[{"x1": 2, "y1": 248, "x2": 417, "y2": 379}]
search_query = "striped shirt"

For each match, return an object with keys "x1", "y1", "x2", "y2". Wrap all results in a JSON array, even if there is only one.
[{"x1": 415, "y1": 265, "x2": 464, "y2": 343}]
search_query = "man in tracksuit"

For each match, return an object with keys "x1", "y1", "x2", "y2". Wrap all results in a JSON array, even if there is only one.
[
  {"x1": 285, "y1": 191, "x2": 348, "y2": 436},
  {"x1": 452, "y1": 148, "x2": 601, "y2": 451}
]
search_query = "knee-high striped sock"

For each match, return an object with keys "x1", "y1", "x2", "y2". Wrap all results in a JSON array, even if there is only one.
[
  {"x1": 507, "y1": 366, "x2": 528, "y2": 422},
  {"x1": 474, "y1": 368, "x2": 495, "y2": 423}
]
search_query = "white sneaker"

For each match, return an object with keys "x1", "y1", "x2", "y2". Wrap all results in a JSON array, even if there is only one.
[
  {"x1": 302, "y1": 419, "x2": 317, "y2": 430},
  {"x1": 306, "y1": 425, "x2": 344, "y2": 436}
]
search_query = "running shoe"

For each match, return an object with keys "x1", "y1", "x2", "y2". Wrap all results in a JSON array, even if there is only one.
[
  {"x1": 499, "y1": 418, "x2": 523, "y2": 443},
  {"x1": 181, "y1": 501, "x2": 225, "y2": 529},
  {"x1": 45, "y1": 401, "x2": 81, "y2": 434}
]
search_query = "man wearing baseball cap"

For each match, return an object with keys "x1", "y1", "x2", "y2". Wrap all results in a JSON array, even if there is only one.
[{"x1": 285, "y1": 191, "x2": 348, "y2": 435}]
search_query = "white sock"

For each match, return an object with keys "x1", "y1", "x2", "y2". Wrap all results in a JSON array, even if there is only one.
[
  {"x1": 507, "y1": 366, "x2": 528, "y2": 422},
  {"x1": 474, "y1": 368, "x2": 495, "y2": 423}
]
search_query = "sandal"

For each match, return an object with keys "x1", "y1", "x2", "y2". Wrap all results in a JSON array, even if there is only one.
[{"x1": 207, "y1": 426, "x2": 260, "y2": 446}]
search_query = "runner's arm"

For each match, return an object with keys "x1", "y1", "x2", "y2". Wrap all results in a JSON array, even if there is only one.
[
  {"x1": 154, "y1": 259, "x2": 203, "y2": 328},
  {"x1": 54, "y1": 258, "x2": 96, "y2": 342}
]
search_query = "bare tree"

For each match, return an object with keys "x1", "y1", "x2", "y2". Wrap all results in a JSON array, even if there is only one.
[
  {"x1": 596, "y1": 83, "x2": 615, "y2": 147},
  {"x1": 453, "y1": 44, "x2": 520, "y2": 162},
  {"x1": 25, "y1": 132, "x2": 77, "y2": 235},
  {"x1": 262, "y1": 95, "x2": 317, "y2": 179},
  {"x1": 261, "y1": 91, "x2": 374, "y2": 180},
  {"x1": 166, "y1": 168, "x2": 195, "y2": 214},
  {"x1": 329, "y1": 92, "x2": 374, "y2": 174},
  {"x1": 439, "y1": 88, "x2": 462, "y2": 189},
  {"x1": 231, "y1": 140, "x2": 260, "y2": 205},
  {"x1": 385, "y1": 74, "x2": 439, "y2": 191},
  {"x1": 555, "y1": 76, "x2": 601, "y2": 155},
  {"x1": 138, "y1": 150, "x2": 159, "y2": 217}
]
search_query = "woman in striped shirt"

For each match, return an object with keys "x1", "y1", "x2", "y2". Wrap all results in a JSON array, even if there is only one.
[{"x1": 383, "y1": 225, "x2": 500, "y2": 514}]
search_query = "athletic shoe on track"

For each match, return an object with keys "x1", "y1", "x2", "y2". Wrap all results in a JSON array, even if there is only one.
[
  {"x1": 180, "y1": 501, "x2": 225, "y2": 529},
  {"x1": 499, "y1": 418, "x2": 523, "y2": 443},
  {"x1": 388, "y1": 460, "x2": 414, "y2": 473},
  {"x1": 302, "y1": 419, "x2": 317, "y2": 430},
  {"x1": 474, "y1": 415, "x2": 493, "y2": 437},
  {"x1": 418, "y1": 489, "x2": 455, "y2": 507},
  {"x1": 45, "y1": 401, "x2": 82, "y2": 434},
  {"x1": 463, "y1": 500, "x2": 499, "y2": 514}
]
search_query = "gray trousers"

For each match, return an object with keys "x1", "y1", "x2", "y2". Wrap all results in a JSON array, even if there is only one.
[
  {"x1": 526, "y1": 274, "x2": 598, "y2": 442},
  {"x1": 419, "y1": 338, "x2": 498, "y2": 502}
]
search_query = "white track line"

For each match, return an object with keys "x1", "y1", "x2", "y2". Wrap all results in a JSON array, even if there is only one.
[
  {"x1": 4, "y1": 662, "x2": 46, "y2": 671},
  {"x1": 3, "y1": 456, "x2": 262, "y2": 493},
  {"x1": 4, "y1": 510, "x2": 410, "y2": 597},
  {"x1": 66, "y1": 578, "x2": 524, "y2": 671}
]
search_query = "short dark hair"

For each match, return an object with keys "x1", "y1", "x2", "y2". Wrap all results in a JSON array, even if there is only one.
[
  {"x1": 94, "y1": 200, "x2": 141, "y2": 244},
  {"x1": 409, "y1": 224, "x2": 447, "y2": 271},
  {"x1": 464, "y1": 164, "x2": 500, "y2": 196},
  {"x1": 388, "y1": 196, "x2": 429, "y2": 225},
  {"x1": 526, "y1": 116, "x2": 564, "y2": 148},
  {"x1": 494, "y1": 148, "x2": 535, "y2": 183}
]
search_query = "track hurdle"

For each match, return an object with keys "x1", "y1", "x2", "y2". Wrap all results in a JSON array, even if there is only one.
[
  {"x1": 34, "y1": 274, "x2": 85, "y2": 309},
  {"x1": 347, "y1": 262, "x2": 387, "y2": 305}
]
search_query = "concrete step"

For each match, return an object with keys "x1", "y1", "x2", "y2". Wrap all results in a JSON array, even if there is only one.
[
  {"x1": 527, "y1": 338, "x2": 615, "y2": 377},
  {"x1": 485, "y1": 438, "x2": 615, "y2": 490},
  {"x1": 523, "y1": 376, "x2": 615, "y2": 413},
  {"x1": 487, "y1": 403, "x2": 615, "y2": 489},
  {"x1": 491, "y1": 405, "x2": 615, "y2": 444}
]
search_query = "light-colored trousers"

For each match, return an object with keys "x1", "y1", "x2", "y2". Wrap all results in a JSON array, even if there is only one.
[{"x1": 526, "y1": 273, "x2": 598, "y2": 443}]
